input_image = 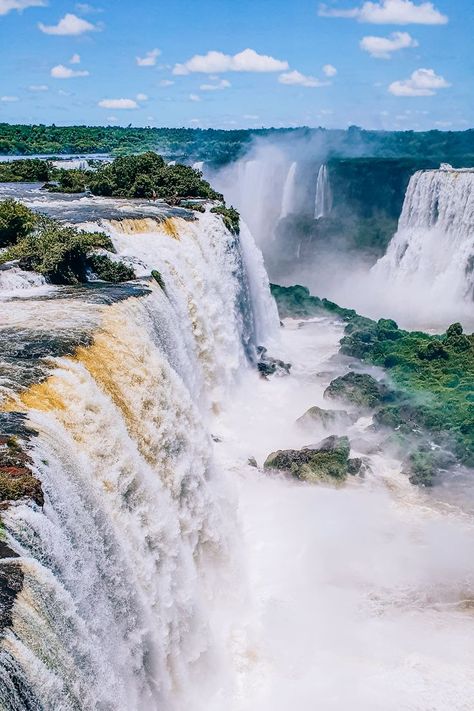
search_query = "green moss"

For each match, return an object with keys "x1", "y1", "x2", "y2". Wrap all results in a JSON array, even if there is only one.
[
  {"x1": 151, "y1": 269, "x2": 165, "y2": 290},
  {"x1": 325, "y1": 372, "x2": 394, "y2": 410},
  {"x1": 264, "y1": 436, "x2": 351, "y2": 483}
]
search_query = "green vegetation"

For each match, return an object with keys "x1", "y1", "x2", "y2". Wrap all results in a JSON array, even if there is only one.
[
  {"x1": 49, "y1": 152, "x2": 222, "y2": 202},
  {"x1": 325, "y1": 372, "x2": 394, "y2": 410},
  {"x1": 88, "y1": 255, "x2": 135, "y2": 283},
  {"x1": 0, "y1": 158, "x2": 52, "y2": 182},
  {"x1": 0, "y1": 200, "x2": 135, "y2": 285},
  {"x1": 0, "y1": 198, "x2": 37, "y2": 247},
  {"x1": 272, "y1": 284, "x2": 474, "y2": 470},
  {"x1": 210, "y1": 205, "x2": 240, "y2": 234},
  {"x1": 264, "y1": 435, "x2": 353, "y2": 483}
]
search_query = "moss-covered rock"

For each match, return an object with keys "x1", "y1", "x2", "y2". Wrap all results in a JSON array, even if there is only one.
[
  {"x1": 264, "y1": 435, "x2": 352, "y2": 483},
  {"x1": 324, "y1": 372, "x2": 393, "y2": 410},
  {"x1": 296, "y1": 406, "x2": 356, "y2": 428},
  {"x1": 210, "y1": 205, "x2": 240, "y2": 234}
]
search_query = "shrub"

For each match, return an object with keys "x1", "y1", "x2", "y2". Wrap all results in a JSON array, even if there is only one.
[
  {"x1": 1, "y1": 216, "x2": 114, "y2": 284},
  {"x1": 210, "y1": 205, "x2": 240, "y2": 234},
  {"x1": 0, "y1": 199, "x2": 37, "y2": 248},
  {"x1": 88, "y1": 254, "x2": 135, "y2": 283}
]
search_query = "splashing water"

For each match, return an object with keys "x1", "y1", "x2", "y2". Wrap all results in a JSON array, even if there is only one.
[{"x1": 280, "y1": 162, "x2": 298, "y2": 219}]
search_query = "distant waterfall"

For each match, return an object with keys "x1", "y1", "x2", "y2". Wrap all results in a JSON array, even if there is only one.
[
  {"x1": 314, "y1": 164, "x2": 332, "y2": 219},
  {"x1": 0, "y1": 209, "x2": 278, "y2": 710},
  {"x1": 372, "y1": 167, "x2": 474, "y2": 306},
  {"x1": 280, "y1": 162, "x2": 298, "y2": 219}
]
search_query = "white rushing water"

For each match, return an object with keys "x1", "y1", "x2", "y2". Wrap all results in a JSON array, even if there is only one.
[
  {"x1": 314, "y1": 163, "x2": 332, "y2": 219},
  {"x1": 1, "y1": 197, "x2": 474, "y2": 711},
  {"x1": 367, "y1": 168, "x2": 474, "y2": 327},
  {"x1": 280, "y1": 162, "x2": 298, "y2": 219}
]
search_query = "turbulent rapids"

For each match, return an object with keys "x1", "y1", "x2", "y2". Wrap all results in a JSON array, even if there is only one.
[{"x1": 1, "y1": 180, "x2": 474, "y2": 711}]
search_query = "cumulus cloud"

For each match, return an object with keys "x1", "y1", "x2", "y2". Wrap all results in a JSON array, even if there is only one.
[
  {"x1": 136, "y1": 93, "x2": 148, "y2": 101},
  {"x1": 0, "y1": 0, "x2": 45, "y2": 15},
  {"x1": 29, "y1": 84, "x2": 48, "y2": 91},
  {"x1": 189, "y1": 93, "x2": 201, "y2": 102},
  {"x1": 322, "y1": 64, "x2": 337, "y2": 77},
  {"x1": 75, "y1": 3, "x2": 102, "y2": 13},
  {"x1": 51, "y1": 64, "x2": 89, "y2": 78},
  {"x1": 69, "y1": 53, "x2": 81, "y2": 64},
  {"x1": 98, "y1": 98, "x2": 138, "y2": 109},
  {"x1": 360, "y1": 31, "x2": 418, "y2": 57},
  {"x1": 39, "y1": 13, "x2": 99, "y2": 35},
  {"x1": 278, "y1": 70, "x2": 328, "y2": 87},
  {"x1": 1, "y1": 95, "x2": 19, "y2": 102},
  {"x1": 389, "y1": 67, "x2": 450, "y2": 95},
  {"x1": 173, "y1": 48, "x2": 288, "y2": 75},
  {"x1": 200, "y1": 78, "x2": 231, "y2": 91},
  {"x1": 136, "y1": 48, "x2": 161, "y2": 67},
  {"x1": 319, "y1": 0, "x2": 448, "y2": 24}
]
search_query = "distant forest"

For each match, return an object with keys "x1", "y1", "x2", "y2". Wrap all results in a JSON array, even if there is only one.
[{"x1": 2, "y1": 123, "x2": 474, "y2": 166}]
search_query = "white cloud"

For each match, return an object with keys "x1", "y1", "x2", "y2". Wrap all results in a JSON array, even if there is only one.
[
  {"x1": 159, "y1": 79, "x2": 174, "y2": 87},
  {"x1": 29, "y1": 84, "x2": 48, "y2": 91},
  {"x1": 173, "y1": 48, "x2": 288, "y2": 75},
  {"x1": 243, "y1": 114, "x2": 259, "y2": 120},
  {"x1": 76, "y1": 3, "x2": 102, "y2": 13},
  {"x1": 200, "y1": 78, "x2": 231, "y2": 91},
  {"x1": 322, "y1": 64, "x2": 337, "y2": 77},
  {"x1": 51, "y1": 64, "x2": 89, "y2": 78},
  {"x1": 360, "y1": 31, "x2": 418, "y2": 57},
  {"x1": 189, "y1": 93, "x2": 201, "y2": 102},
  {"x1": 69, "y1": 53, "x2": 81, "y2": 64},
  {"x1": 0, "y1": 0, "x2": 45, "y2": 16},
  {"x1": 136, "y1": 48, "x2": 161, "y2": 67},
  {"x1": 107, "y1": 115, "x2": 118, "y2": 122},
  {"x1": 278, "y1": 70, "x2": 328, "y2": 88},
  {"x1": 318, "y1": 0, "x2": 448, "y2": 25},
  {"x1": 98, "y1": 98, "x2": 138, "y2": 109},
  {"x1": 136, "y1": 93, "x2": 148, "y2": 101},
  {"x1": 389, "y1": 67, "x2": 450, "y2": 96},
  {"x1": 1, "y1": 95, "x2": 19, "y2": 102},
  {"x1": 39, "y1": 13, "x2": 99, "y2": 35}
]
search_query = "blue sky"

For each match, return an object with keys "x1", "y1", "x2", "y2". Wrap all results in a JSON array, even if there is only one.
[{"x1": 0, "y1": 0, "x2": 472, "y2": 129}]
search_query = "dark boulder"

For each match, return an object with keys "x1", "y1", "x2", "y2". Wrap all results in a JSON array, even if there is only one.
[
  {"x1": 264, "y1": 435, "x2": 352, "y2": 483},
  {"x1": 324, "y1": 372, "x2": 393, "y2": 410}
]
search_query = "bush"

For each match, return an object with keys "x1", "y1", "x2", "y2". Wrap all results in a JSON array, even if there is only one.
[
  {"x1": 1, "y1": 215, "x2": 114, "y2": 284},
  {"x1": 88, "y1": 254, "x2": 135, "y2": 283},
  {"x1": 0, "y1": 199, "x2": 37, "y2": 248}
]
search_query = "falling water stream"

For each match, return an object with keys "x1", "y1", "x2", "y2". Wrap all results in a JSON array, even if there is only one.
[{"x1": 1, "y1": 187, "x2": 474, "y2": 710}]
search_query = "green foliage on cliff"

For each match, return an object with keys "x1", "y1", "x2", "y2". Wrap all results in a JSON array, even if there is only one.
[
  {"x1": 210, "y1": 205, "x2": 240, "y2": 234},
  {"x1": 0, "y1": 201, "x2": 135, "y2": 285},
  {"x1": 271, "y1": 284, "x2": 474, "y2": 467}
]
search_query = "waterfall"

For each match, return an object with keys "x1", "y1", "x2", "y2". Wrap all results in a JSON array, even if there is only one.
[
  {"x1": 0, "y1": 208, "x2": 278, "y2": 710},
  {"x1": 372, "y1": 167, "x2": 474, "y2": 309},
  {"x1": 279, "y1": 162, "x2": 298, "y2": 219},
  {"x1": 314, "y1": 164, "x2": 332, "y2": 219}
]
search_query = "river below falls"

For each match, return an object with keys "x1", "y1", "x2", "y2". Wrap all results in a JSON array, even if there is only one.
[{"x1": 198, "y1": 316, "x2": 474, "y2": 711}]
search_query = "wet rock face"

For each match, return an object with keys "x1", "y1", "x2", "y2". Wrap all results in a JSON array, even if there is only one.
[
  {"x1": 0, "y1": 561, "x2": 23, "y2": 632},
  {"x1": 264, "y1": 435, "x2": 360, "y2": 484},
  {"x1": 0, "y1": 435, "x2": 43, "y2": 507},
  {"x1": 257, "y1": 346, "x2": 291, "y2": 378},
  {"x1": 324, "y1": 372, "x2": 393, "y2": 410}
]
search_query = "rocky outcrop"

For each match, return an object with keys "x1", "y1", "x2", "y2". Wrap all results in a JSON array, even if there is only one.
[
  {"x1": 264, "y1": 435, "x2": 361, "y2": 484},
  {"x1": 257, "y1": 346, "x2": 291, "y2": 378},
  {"x1": 324, "y1": 372, "x2": 393, "y2": 410},
  {"x1": 296, "y1": 405, "x2": 357, "y2": 429}
]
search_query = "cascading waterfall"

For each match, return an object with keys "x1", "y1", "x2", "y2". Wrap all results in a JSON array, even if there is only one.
[
  {"x1": 314, "y1": 164, "x2": 332, "y2": 219},
  {"x1": 0, "y1": 207, "x2": 278, "y2": 710},
  {"x1": 279, "y1": 162, "x2": 298, "y2": 219},
  {"x1": 372, "y1": 167, "x2": 474, "y2": 306}
]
